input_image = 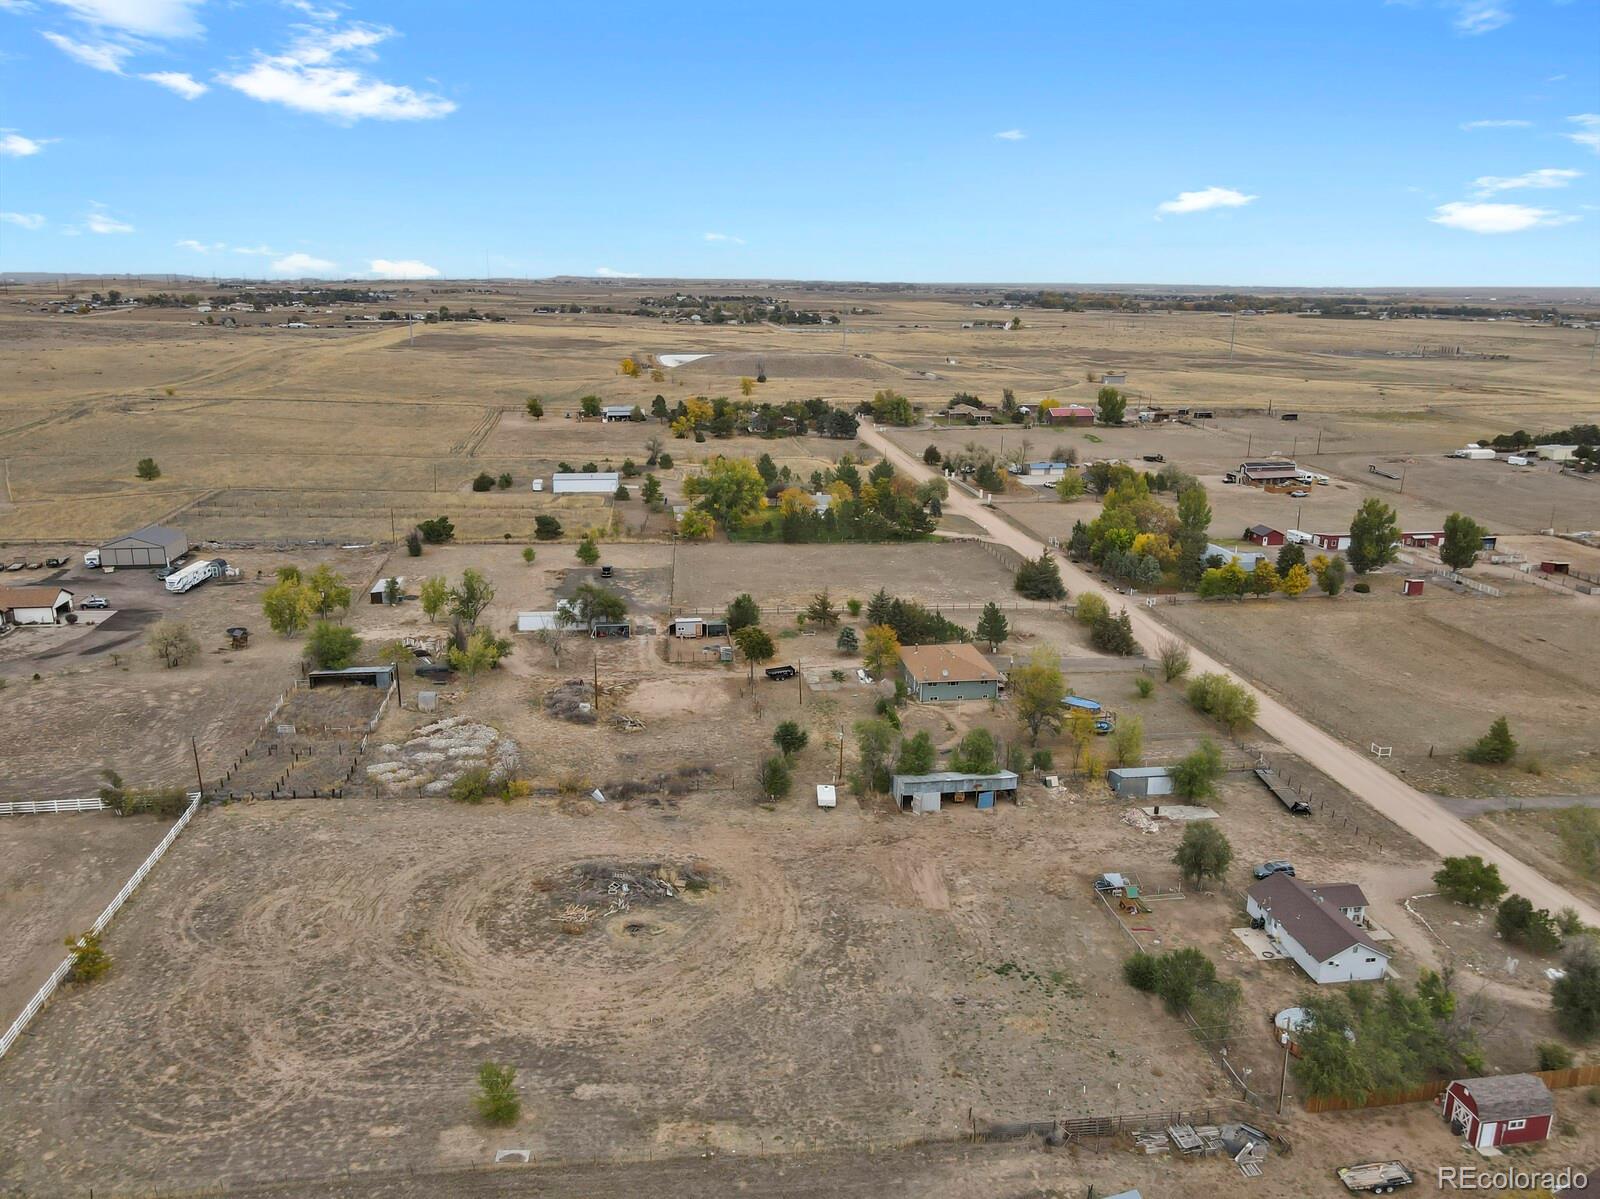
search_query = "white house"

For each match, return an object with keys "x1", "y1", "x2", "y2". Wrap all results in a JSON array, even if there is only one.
[
  {"x1": 516, "y1": 610, "x2": 563, "y2": 633},
  {"x1": 551, "y1": 472, "x2": 620, "y2": 495},
  {"x1": 1204, "y1": 543, "x2": 1264, "y2": 572},
  {"x1": 0, "y1": 586, "x2": 74, "y2": 625},
  {"x1": 1246, "y1": 874, "x2": 1389, "y2": 984}
]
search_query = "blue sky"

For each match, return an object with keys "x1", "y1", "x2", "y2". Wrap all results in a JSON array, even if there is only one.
[{"x1": 1, "y1": 0, "x2": 1597, "y2": 285}]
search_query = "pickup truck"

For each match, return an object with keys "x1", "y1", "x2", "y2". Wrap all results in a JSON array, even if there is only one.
[
  {"x1": 1337, "y1": 1161, "x2": 1413, "y2": 1193},
  {"x1": 1141, "y1": 453, "x2": 1165, "y2": 463},
  {"x1": 764, "y1": 665, "x2": 798, "y2": 681}
]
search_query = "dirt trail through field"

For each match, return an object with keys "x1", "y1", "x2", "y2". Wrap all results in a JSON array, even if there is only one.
[{"x1": 858, "y1": 419, "x2": 1600, "y2": 928}]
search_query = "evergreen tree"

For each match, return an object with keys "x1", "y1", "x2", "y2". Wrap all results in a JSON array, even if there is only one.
[{"x1": 975, "y1": 602, "x2": 1010, "y2": 651}]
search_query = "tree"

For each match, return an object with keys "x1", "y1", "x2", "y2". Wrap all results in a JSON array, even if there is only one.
[
  {"x1": 534, "y1": 515, "x2": 563, "y2": 541},
  {"x1": 725, "y1": 593, "x2": 761, "y2": 633},
  {"x1": 148, "y1": 620, "x2": 199, "y2": 668},
  {"x1": 1554, "y1": 937, "x2": 1600, "y2": 1038},
  {"x1": 1096, "y1": 386, "x2": 1126, "y2": 425},
  {"x1": 975, "y1": 602, "x2": 1010, "y2": 651},
  {"x1": 773, "y1": 721, "x2": 809, "y2": 758},
  {"x1": 1152, "y1": 946, "x2": 1217, "y2": 1014},
  {"x1": 1277, "y1": 541, "x2": 1306, "y2": 574},
  {"x1": 854, "y1": 718, "x2": 897, "y2": 791},
  {"x1": 684, "y1": 456, "x2": 764, "y2": 528},
  {"x1": 405, "y1": 530, "x2": 422, "y2": 557},
  {"x1": 836, "y1": 625, "x2": 858, "y2": 654},
  {"x1": 1171, "y1": 738, "x2": 1224, "y2": 800},
  {"x1": 1248, "y1": 558, "x2": 1279, "y2": 597},
  {"x1": 1538, "y1": 1041, "x2": 1575, "y2": 1071},
  {"x1": 263, "y1": 578, "x2": 313, "y2": 635},
  {"x1": 1158, "y1": 637, "x2": 1190, "y2": 682},
  {"x1": 1441, "y1": 512, "x2": 1488, "y2": 572},
  {"x1": 384, "y1": 576, "x2": 402, "y2": 606},
  {"x1": 448, "y1": 631, "x2": 507, "y2": 677},
  {"x1": 1173, "y1": 821, "x2": 1233, "y2": 888},
  {"x1": 1055, "y1": 472, "x2": 1087, "y2": 500},
  {"x1": 1014, "y1": 553, "x2": 1067, "y2": 600},
  {"x1": 1433, "y1": 856, "x2": 1507, "y2": 908},
  {"x1": 1111, "y1": 714, "x2": 1144, "y2": 766},
  {"x1": 136, "y1": 457, "x2": 161, "y2": 480},
  {"x1": 1187, "y1": 672, "x2": 1258, "y2": 733},
  {"x1": 758, "y1": 755, "x2": 792, "y2": 800},
  {"x1": 620, "y1": 357, "x2": 641, "y2": 378},
  {"x1": 1074, "y1": 591, "x2": 1109, "y2": 626},
  {"x1": 923, "y1": 444, "x2": 942, "y2": 465},
  {"x1": 525, "y1": 396, "x2": 543, "y2": 418},
  {"x1": 1011, "y1": 650, "x2": 1066, "y2": 744},
  {"x1": 521, "y1": 547, "x2": 537, "y2": 564},
  {"x1": 870, "y1": 388, "x2": 915, "y2": 425},
  {"x1": 579, "y1": 394, "x2": 602, "y2": 418},
  {"x1": 417, "y1": 516, "x2": 455, "y2": 544},
  {"x1": 1464, "y1": 716, "x2": 1517, "y2": 765},
  {"x1": 862, "y1": 624, "x2": 901, "y2": 680},
  {"x1": 306, "y1": 621, "x2": 361, "y2": 668},
  {"x1": 448, "y1": 569, "x2": 496, "y2": 635},
  {"x1": 1090, "y1": 610, "x2": 1140, "y2": 656},
  {"x1": 805, "y1": 590, "x2": 840, "y2": 628},
  {"x1": 496, "y1": 472, "x2": 513, "y2": 490},
  {"x1": 476, "y1": 1063, "x2": 520, "y2": 1126},
  {"x1": 1175, "y1": 486, "x2": 1212, "y2": 587},
  {"x1": 576, "y1": 537, "x2": 600, "y2": 566},
  {"x1": 1348, "y1": 498, "x2": 1400, "y2": 574},
  {"x1": 895, "y1": 730, "x2": 937, "y2": 775},
  {"x1": 1278, "y1": 562, "x2": 1311, "y2": 597},
  {"x1": 65, "y1": 929, "x2": 111, "y2": 985},
  {"x1": 949, "y1": 727, "x2": 999, "y2": 774},
  {"x1": 677, "y1": 509, "x2": 713, "y2": 539},
  {"x1": 1316, "y1": 554, "x2": 1347, "y2": 596},
  {"x1": 565, "y1": 582, "x2": 627, "y2": 627},
  {"x1": 733, "y1": 625, "x2": 776, "y2": 680},
  {"x1": 641, "y1": 474, "x2": 663, "y2": 504},
  {"x1": 1496, "y1": 894, "x2": 1562, "y2": 954},
  {"x1": 419, "y1": 576, "x2": 450, "y2": 623},
  {"x1": 472, "y1": 471, "x2": 495, "y2": 492},
  {"x1": 305, "y1": 564, "x2": 351, "y2": 618},
  {"x1": 1294, "y1": 995, "x2": 1371, "y2": 1102}
]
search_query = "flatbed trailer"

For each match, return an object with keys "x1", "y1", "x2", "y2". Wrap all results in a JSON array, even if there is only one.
[{"x1": 1337, "y1": 1161, "x2": 1414, "y2": 1193}]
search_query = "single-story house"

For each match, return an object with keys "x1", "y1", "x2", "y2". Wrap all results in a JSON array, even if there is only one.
[
  {"x1": 1245, "y1": 873, "x2": 1389, "y2": 984},
  {"x1": 671, "y1": 616, "x2": 729, "y2": 639},
  {"x1": 898, "y1": 642, "x2": 1003, "y2": 702},
  {"x1": 1443, "y1": 1074, "x2": 1554, "y2": 1149},
  {"x1": 1401, "y1": 531, "x2": 1444, "y2": 548},
  {"x1": 1204, "y1": 543, "x2": 1264, "y2": 572},
  {"x1": 0, "y1": 585, "x2": 74, "y2": 625},
  {"x1": 600, "y1": 405, "x2": 635, "y2": 422},
  {"x1": 1243, "y1": 524, "x2": 1286, "y2": 547},
  {"x1": 308, "y1": 665, "x2": 396, "y2": 689},
  {"x1": 1311, "y1": 532, "x2": 1352, "y2": 552},
  {"x1": 552, "y1": 472, "x2": 621, "y2": 495},
  {"x1": 368, "y1": 576, "x2": 405, "y2": 604},
  {"x1": 891, "y1": 770, "x2": 1020, "y2": 812},
  {"x1": 516, "y1": 610, "x2": 563, "y2": 633},
  {"x1": 1044, "y1": 404, "x2": 1095, "y2": 427},
  {"x1": 1107, "y1": 766, "x2": 1173, "y2": 798},
  {"x1": 99, "y1": 524, "x2": 189, "y2": 568},
  {"x1": 1238, "y1": 459, "x2": 1300, "y2": 485}
]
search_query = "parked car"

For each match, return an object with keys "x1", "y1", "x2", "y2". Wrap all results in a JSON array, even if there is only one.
[
  {"x1": 599, "y1": 564, "x2": 614, "y2": 578},
  {"x1": 764, "y1": 665, "x2": 798, "y2": 681},
  {"x1": 856, "y1": 668, "x2": 872, "y2": 684},
  {"x1": 1289, "y1": 489, "x2": 1310, "y2": 498},
  {"x1": 5, "y1": 560, "x2": 24, "y2": 572},
  {"x1": 1141, "y1": 453, "x2": 1166, "y2": 463},
  {"x1": 44, "y1": 557, "x2": 65, "y2": 568},
  {"x1": 1253, "y1": 860, "x2": 1296, "y2": 879},
  {"x1": 80, "y1": 595, "x2": 109, "y2": 609},
  {"x1": 25, "y1": 562, "x2": 43, "y2": 570}
]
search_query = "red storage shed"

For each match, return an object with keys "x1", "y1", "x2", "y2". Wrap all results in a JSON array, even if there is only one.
[
  {"x1": 1401, "y1": 578, "x2": 1424, "y2": 597},
  {"x1": 1244, "y1": 524, "x2": 1286, "y2": 547},
  {"x1": 1442, "y1": 1074, "x2": 1554, "y2": 1149}
]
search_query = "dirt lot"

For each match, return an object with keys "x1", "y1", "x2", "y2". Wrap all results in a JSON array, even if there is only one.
[
  {"x1": 1157, "y1": 587, "x2": 1600, "y2": 797},
  {"x1": 0, "y1": 811, "x2": 172, "y2": 1019}
]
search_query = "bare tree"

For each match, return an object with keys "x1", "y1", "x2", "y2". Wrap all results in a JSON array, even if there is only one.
[{"x1": 534, "y1": 626, "x2": 563, "y2": 667}]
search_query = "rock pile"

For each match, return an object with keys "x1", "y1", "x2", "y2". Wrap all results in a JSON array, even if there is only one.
[{"x1": 366, "y1": 717, "x2": 521, "y2": 795}]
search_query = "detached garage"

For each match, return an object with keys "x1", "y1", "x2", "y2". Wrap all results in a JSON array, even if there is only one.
[
  {"x1": 0, "y1": 586, "x2": 74, "y2": 625},
  {"x1": 99, "y1": 524, "x2": 189, "y2": 568}
]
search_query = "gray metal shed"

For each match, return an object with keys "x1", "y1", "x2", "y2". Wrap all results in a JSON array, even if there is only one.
[
  {"x1": 99, "y1": 524, "x2": 189, "y2": 568},
  {"x1": 1106, "y1": 766, "x2": 1174, "y2": 798},
  {"x1": 891, "y1": 770, "x2": 1019, "y2": 812}
]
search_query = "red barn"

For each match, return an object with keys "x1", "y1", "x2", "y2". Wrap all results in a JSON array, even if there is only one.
[
  {"x1": 1244, "y1": 524, "x2": 1286, "y2": 547},
  {"x1": 1045, "y1": 405, "x2": 1095, "y2": 427},
  {"x1": 1442, "y1": 1074, "x2": 1554, "y2": 1149},
  {"x1": 1402, "y1": 531, "x2": 1444, "y2": 547},
  {"x1": 1311, "y1": 532, "x2": 1351, "y2": 552}
]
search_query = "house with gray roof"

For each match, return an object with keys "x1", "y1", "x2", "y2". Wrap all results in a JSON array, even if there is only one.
[{"x1": 1246, "y1": 873, "x2": 1389, "y2": 984}]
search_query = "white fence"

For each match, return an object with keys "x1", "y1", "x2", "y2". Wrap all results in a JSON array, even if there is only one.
[
  {"x1": 0, "y1": 792, "x2": 201, "y2": 1063},
  {"x1": 0, "y1": 797, "x2": 105, "y2": 816}
]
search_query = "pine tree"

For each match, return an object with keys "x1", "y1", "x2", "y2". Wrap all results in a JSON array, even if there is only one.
[{"x1": 975, "y1": 602, "x2": 1010, "y2": 651}]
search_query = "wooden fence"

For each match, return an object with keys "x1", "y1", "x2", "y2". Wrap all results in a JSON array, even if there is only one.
[
  {"x1": 1303, "y1": 1064, "x2": 1600, "y2": 1114},
  {"x1": 0, "y1": 792, "x2": 201, "y2": 1062}
]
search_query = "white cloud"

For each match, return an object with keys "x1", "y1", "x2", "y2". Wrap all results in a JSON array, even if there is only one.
[
  {"x1": 85, "y1": 204, "x2": 133, "y2": 234},
  {"x1": 994, "y1": 129, "x2": 1026, "y2": 141},
  {"x1": 1451, "y1": 1, "x2": 1511, "y2": 35},
  {"x1": 176, "y1": 237, "x2": 222, "y2": 252},
  {"x1": 703, "y1": 232, "x2": 745, "y2": 245},
  {"x1": 368, "y1": 258, "x2": 439, "y2": 279},
  {"x1": 1430, "y1": 200, "x2": 1577, "y2": 233},
  {"x1": 271, "y1": 251, "x2": 336, "y2": 275},
  {"x1": 42, "y1": 30, "x2": 131, "y2": 72},
  {"x1": 1156, "y1": 186, "x2": 1258, "y2": 216},
  {"x1": 231, "y1": 244, "x2": 276, "y2": 256},
  {"x1": 1460, "y1": 118, "x2": 1532, "y2": 129},
  {"x1": 1, "y1": 211, "x2": 47, "y2": 229},
  {"x1": 48, "y1": 0, "x2": 205, "y2": 37},
  {"x1": 595, "y1": 267, "x2": 640, "y2": 278},
  {"x1": 0, "y1": 131, "x2": 52, "y2": 157},
  {"x1": 1471, "y1": 167, "x2": 1582, "y2": 195},
  {"x1": 141, "y1": 69, "x2": 206, "y2": 98},
  {"x1": 218, "y1": 22, "x2": 455, "y2": 122},
  {"x1": 1567, "y1": 114, "x2": 1600, "y2": 154}
]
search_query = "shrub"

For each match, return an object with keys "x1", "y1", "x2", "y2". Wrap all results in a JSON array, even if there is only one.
[
  {"x1": 534, "y1": 514, "x2": 563, "y2": 541},
  {"x1": 1171, "y1": 738, "x2": 1224, "y2": 800},
  {"x1": 1465, "y1": 716, "x2": 1516, "y2": 765},
  {"x1": 1031, "y1": 748, "x2": 1053, "y2": 771},
  {"x1": 305, "y1": 621, "x2": 361, "y2": 669},
  {"x1": 1537, "y1": 1041, "x2": 1575, "y2": 1071},
  {"x1": 521, "y1": 547, "x2": 536, "y2": 564},
  {"x1": 1074, "y1": 592, "x2": 1109, "y2": 626},
  {"x1": 472, "y1": 472, "x2": 495, "y2": 492},
  {"x1": 1090, "y1": 610, "x2": 1140, "y2": 656},
  {"x1": 136, "y1": 457, "x2": 161, "y2": 480},
  {"x1": 1497, "y1": 894, "x2": 1563, "y2": 954},
  {"x1": 1157, "y1": 637, "x2": 1190, "y2": 682},
  {"x1": 758, "y1": 756, "x2": 792, "y2": 801},
  {"x1": 1014, "y1": 553, "x2": 1067, "y2": 601},
  {"x1": 1135, "y1": 676, "x2": 1154, "y2": 698},
  {"x1": 417, "y1": 516, "x2": 455, "y2": 544},
  {"x1": 451, "y1": 767, "x2": 498, "y2": 805},
  {"x1": 65, "y1": 930, "x2": 110, "y2": 985},
  {"x1": 405, "y1": 530, "x2": 422, "y2": 556},
  {"x1": 1187, "y1": 672, "x2": 1258, "y2": 733},
  {"x1": 497, "y1": 472, "x2": 513, "y2": 489},
  {"x1": 1352, "y1": 581, "x2": 1370, "y2": 594},
  {"x1": 1123, "y1": 952, "x2": 1159, "y2": 992},
  {"x1": 476, "y1": 1062, "x2": 521, "y2": 1126},
  {"x1": 576, "y1": 537, "x2": 600, "y2": 566},
  {"x1": 1172, "y1": 821, "x2": 1232, "y2": 887},
  {"x1": 1555, "y1": 937, "x2": 1600, "y2": 1038}
]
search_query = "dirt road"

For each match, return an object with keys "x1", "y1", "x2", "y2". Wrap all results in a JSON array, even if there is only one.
[{"x1": 859, "y1": 420, "x2": 1600, "y2": 927}]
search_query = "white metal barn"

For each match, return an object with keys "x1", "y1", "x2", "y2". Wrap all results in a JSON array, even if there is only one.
[{"x1": 551, "y1": 472, "x2": 620, "y2": 495}]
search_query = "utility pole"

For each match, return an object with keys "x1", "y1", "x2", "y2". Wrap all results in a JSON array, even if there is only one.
[
  {"x1": 190, "y1": 737, "x2": 204, "y2": 796},
  {"x1": 797, "y1": 660, "x2": 803, "y2": 706},
  {"x1": 836, "y1": 728, "x2": 845, "y2": 784},
  {"x1": 1228, "y1": 308, "x2": 1239, "y2": 360},
  {"x1": 1277, "y1": 1032, "x2": 1291, "y2": 1115}
]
